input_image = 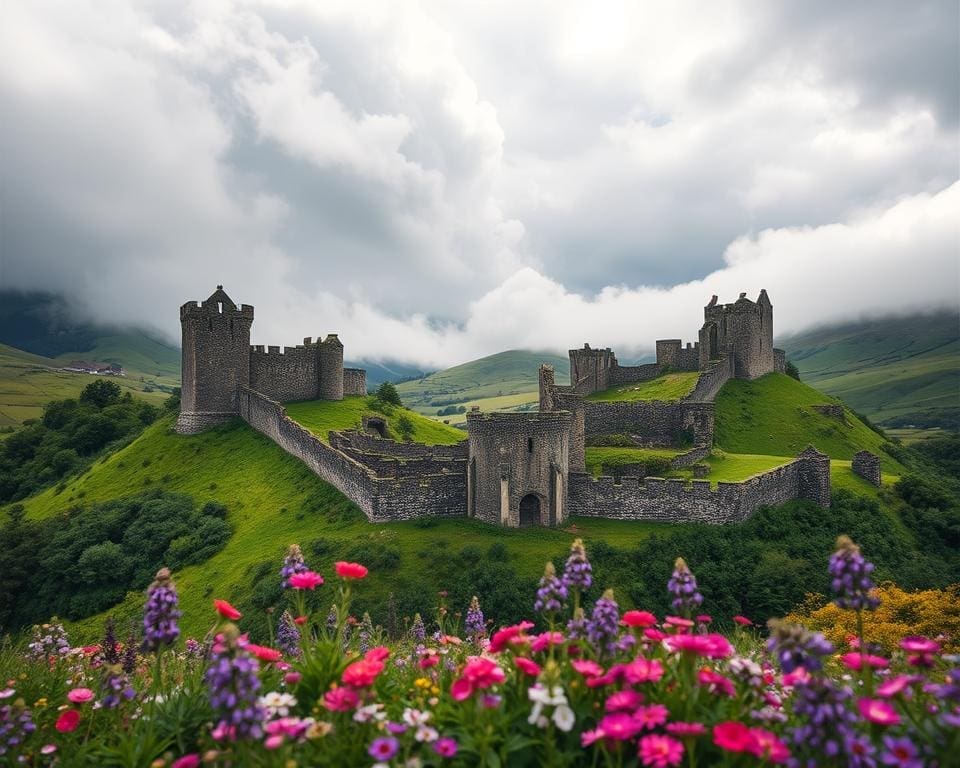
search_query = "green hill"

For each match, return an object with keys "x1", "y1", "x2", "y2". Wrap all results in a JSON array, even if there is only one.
[
  {"x1": 778, "y1": 312, "x2": 959, "y2": 429},
  {"x1": 396, "y1": 349, "x2": 569, "y2": 419}
]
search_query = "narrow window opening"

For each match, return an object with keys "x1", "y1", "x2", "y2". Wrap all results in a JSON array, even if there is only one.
[
  {"x1": 527, "y1": 437, "x2": 534, "y2": 453},
  {"x1": 218, "y1": 302, "x2": 223, "y2": 313}
]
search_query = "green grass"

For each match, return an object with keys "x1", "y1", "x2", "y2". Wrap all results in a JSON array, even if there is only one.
[
  {"x1": 779, "y1": 312, "x2": 959, "y2": 426},
  {"x1": 0, "y1": 343, "x2": 174, "y2": 427},
  {"x1": 584, "y1": 447, "x2": 685, "y2": 477},
  {"x1": 285, "y1": 396, "x2": 467, "y2": 445},
  {"x1": 11, "y1": 414, "x2": 663, "y2": 642},
  {"x1": 714, "y1": 373, "x2": 904, "y2": 472},
  {"x1": 586, "y1": 372, "x2": 700, "y2": 402},
  {"x1": 704, "y1": 452, "x2": 793, "y2": 482}
]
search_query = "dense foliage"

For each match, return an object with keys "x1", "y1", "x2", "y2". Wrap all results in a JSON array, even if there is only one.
[
  {"x1": 0, "y1": 492, "x2": 231, "y2": 631},
  {"x1": 0, "y1": 537, "x2": 956, "y2": 766},
  {"x1": 0, "y1": 381, "x2": 163, "y2": 503}
]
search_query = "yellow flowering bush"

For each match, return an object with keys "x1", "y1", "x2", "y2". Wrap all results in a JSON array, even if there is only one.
[{"x1": 785, "y1": 582, "x2": 960, "y2": 653}]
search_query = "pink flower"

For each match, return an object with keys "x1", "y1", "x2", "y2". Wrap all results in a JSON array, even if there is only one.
[
  {"x1": 172, "y1": 755, "x2": 201, "y2": 768},
  {"x1": 644, "y1": 628, "x2": 668, "y2": 642},
  {"x1": 67, "y1": 687, "x2": 94, "y2": 704},
  {"x1": 55, "y1": 709, "x2": 81, "y2": 733},
  {"x1": 323, "y1": 686, "x2": 359, "y2": 712},
  {"x1": 666, "y1": 633, "x2": 733, "y2": 659},
  {"x1": 213, "y1": 599, "x2": 242, "y2": 620},
  {"x1": 530, "y1": 631, "x2": 565, "y2": 652},
  {"x1": 571, "y1": 659, "x2": 604, "y2": 678},
  {"x1": 696, "y1": 614, "x2": 712, "y2": 624},
  {"x1": 732, "y1": 615, "x2": 753, "y2": 626},
  {"x1": 876, "y1": 675, "x2": 916, "y2": 698},
  {"x1": 858, "y1": 698, "x2": 901, "y2": 726},
  {"x1": 638, "y1": 733, "x2": 684, "y2": 768},
  {"x1": 666, "y1": 722, "x2": 706, "y2": 737},
  {"x1": 901, "y1": 636, "x2": 939, "y2": 666},
  {"x1": 698, "y1": 668, "x2": 735, "y2": 697},
  {"x1": 293, "y1": 615, "x2": 308, "y2": 625},
  {"x1": 246, "y1": 644, "x2": 282, "y2": 663},
  {"x1": 581, "y1": 728, "x2": 605, "y2": 747},
  {"x1": 284, "y1": 672, "x2": 302, "y2": 685},
  {"x1": 433, "y1": 737, "x2": 458, "y2": 757},
  {"x1": 288, "y1": 571, "x2": 324, "y2": 590},
  {"x1": 342, "y1": 658, "x2": 385, "y2": 688},
  {"x1": 839, "y1": 653, "x2": 889, "y2": 671},
  {"x1": 622, "y1": 611, "x2": 657, "y2": 628},
  {"x1": 623, "y1": 657, "x2": 664, "y2": 684},
  {"x1": 419, "y1": 654, "x2": 440, "y2": 670},
  {"x1": 781, "y1": 668, "x2": 811, "y2": 687},
  {"x1": 451, "y1": 656, "x2": 505, "y2": 701},
  {"x1": 713, "y1": 721, "x2": 755, "y2": 753},
  {"x1": 747, "y1": 728, "x2": 790, "y2": 764},
  {"x1": 365, "y1": 646, "x2": 390, "y2": 662},
  {"x1": 514, "y1": 657, "x2": 541, "y2": 677},
  {"x1": 604, "y1": 689, "x2": 643, "y2": 712},
  {"x1": 487, "y1": 621, "x2": 534, "y2": 653},
  {"x1": 598, "y1": 712, "x2": 641, "y2": 741},
  {"x1": 665, "y1": 616, "x2": 694, "y2": 631},
  {"x1": 334, "y1": 561, "x2": 368, "y2": 580},
  {"x1": 633, "y1": 703, "x2": 669, "y2": 730}
]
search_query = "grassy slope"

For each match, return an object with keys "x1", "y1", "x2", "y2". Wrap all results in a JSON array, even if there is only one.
[
  {"x1": 285, "y1": 397, "x2": 466, "y2": 445},
  {"x1": 714, "y1": 373, "x2": 903, "y2": 472},
  {"x1": 396, "y1": 350, "x2": 569, "y2": 416},
  {"x1": 778, "y1": 312, "x2": 959, "y2": 425},
  {"x1": 584, "y1": 447, "x2": 684, "y2": 477},
  {"x1": 0, "y1": 343, "x2": 172, "y2": 427},
  {"x1": 15, "y1": 415, "x2": 661, "y2": 641},
  {"x1": 586, "y1": 372, "x2": 700, "y2": 402}
]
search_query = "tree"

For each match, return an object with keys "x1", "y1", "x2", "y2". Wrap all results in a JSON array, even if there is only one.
[
  {"x1": 396, "y1": 414, "x2": 415, "y2": 441},
  {"x1": 376, "y1": 381, "x2": 402, "y2": 406},
  {"x1": 80, "y1": 379, "x2": 122, "y2": 408},
  {"x1": 785, "y1": 361, "x2": 801, "y2": 381}
]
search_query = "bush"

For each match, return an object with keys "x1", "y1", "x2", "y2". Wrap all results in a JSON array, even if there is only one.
[{"x1": 375, "y1": 382, "x2": 402, "y2": 407}]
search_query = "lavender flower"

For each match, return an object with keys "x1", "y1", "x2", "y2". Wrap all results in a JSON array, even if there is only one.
[
  {"x1": 277, "y1": 610, "x2": 301, "y2": 658},
  {"x1": 184, "y1": 638, "x2": 207, "y2": 659},
  {"x1": 101, "y1": 617, "x2": 120, "y2": 665},
  {"x1": 788, "y1": 677, "x2": 858, "y2": 767},
  {"x1": 142, "y1": 568, "x2": 181, "y2": 652},
  {"x1": 879, "y1": 736, "x2": 924, "y2": 768},
  {"x1": 358, "y1": 613, "x2": 374, "y2": 655},
  {"x1": 766, "y1": 620, "x2": 835, "y2": 673},
  {"x1": 0, "y1": 698, "x2": 35, "y2": 759},
  {"x1": 566, "y1": 607, "x2": 586, "y2": 640},
  {"x1": 326, "y1": 604, "x2": 338, "y2": 634},
  {"x1": 100, "y1": 666, "x2": 136, "y2": 709},
  {"x1": 280, "y1": 544, "x2": 309, "y2": 589},
  {"x1": 829, "y1": 536, "x2": 879, "y2": 611},
  {"x1": 667, "y1": 557, "x2": 703, "y2": 616},
  {"x1": 122, "y1": 632, "x2": 138, "y2": 674},
  {"x1": 27, "y1": 620, "x2": 70, "y2": 660},
  {"x1": 465, "y1": 596, "x2": 485, "y2": 639},
  {"x1": 206, "y1": 628, "x2": 266, "y2": 742},
  {"x1": 534, "y1": 562, "x2": 568, "y2": 615},
  {"x1": 561, "y1": 538, "x2": 593, "y2": 593},
  {"x1": 411, "y1": 613, "x2": 426, "y2": 645},
  {"x1": 586, "y1": 589, "x2": 620, "y2": 657}
]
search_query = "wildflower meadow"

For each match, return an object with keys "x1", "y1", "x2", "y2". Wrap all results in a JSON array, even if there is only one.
[{"x1": 1, "y1": 536, "x2": 957, "y2": 767}]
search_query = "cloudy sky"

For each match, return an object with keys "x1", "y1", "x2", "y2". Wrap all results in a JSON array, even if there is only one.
[{"x1": 1, "y1": 0, "x2": 957, "y2": 366}]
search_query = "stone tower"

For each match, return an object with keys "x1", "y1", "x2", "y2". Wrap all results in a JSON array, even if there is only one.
[
  {"x1": 568, "y1": 344, "x2": 616, "y2": 394},
  {"x1": 698, "y1": 290, "x2": 774, "y2": 379},
  {"x1": 176, "y1": 286, "x2": 254, "y2": 434},
  {"x1": 466, "y1": 411, "x2": 571, "y2": 527},
  {"x1": 318, "y1": 334, "x2": 345, "y2": 401}
]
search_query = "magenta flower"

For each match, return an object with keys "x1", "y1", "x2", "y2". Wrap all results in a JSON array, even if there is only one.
[
  {"x1": 368, "y1": 737, "x2": 399, "y2": 761},
  {"x1": 876, "y1": 675, "x2": 916, "y2": 698},
  {"x1": 604, "y1": 689, "x2": 643, "y2": 712},
  {"x1": 433, "y1": 737, "x2": 458, "y2": 758},
  {"x1": 880, "y1": 736, "x2": 924, "y2": 768},
  {"x1": 858, "y1": 698, "x2": 901, "y2": 726},
  {"x1": 638, "y1": 733, "x2": 684, "y2": 768},
  {"x1": 67, "y1": 688, "x2": 94, "y2": 704},
  {"x1": 597, "y1": 712, "x2": 640, "y2": 741},
  {"x1": 633, "y1": 703, "x2": 669, "y2": 730},
  {"x1": 623, "y1": 657, "x2": 664, "y2": 684}
]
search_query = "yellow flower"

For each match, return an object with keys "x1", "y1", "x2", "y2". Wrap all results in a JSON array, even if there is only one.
[
  {"x1": 414, "y1": 677, "x2": 432, "y2": 689},
  {"x1": 34, "y1": 698, "x2": 47, "y2": 708},
  {"x1": 430, "y1": 685, "x2": 440, "y2": 695}
]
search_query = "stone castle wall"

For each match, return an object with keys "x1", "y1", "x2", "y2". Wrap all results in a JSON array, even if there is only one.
[
  {"x1": 249, "y1": 344, "x2": 320, "y2": 403},
  {"x1": 685, "y1": 355, "x2": 734, "y2": 403},
  {"x1": 655, "y1": 340, "x2": 700, "y2": 371},
  {"x1": 568, "y1": 448, "x2": 830, "y2": 524},
  {"x1": 669, "y1": 443, "x2": 712, "y2": 468},
  {"x1": 773, "y1": 348, "x2": 786, "y2": 374},
  {"x1": 239, "y1": 387, "x2": 466, "y2": 522},
  {"x1": 852, "y1": 450, "x2": 881, "y2": 487},
  {"x1": 583, "y1": 400, "x2": 714, "y2": 447},
  {"x1": 343, "y1": 368, "x2": 367, "y2": 396},
  {"x1": 609, "y1": 363, "x2": 662, "y2": 385}
]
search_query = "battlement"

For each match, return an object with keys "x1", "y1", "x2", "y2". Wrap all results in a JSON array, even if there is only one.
[{"x1": 180, "y1": 286, "x2": 254, "y2": 322}]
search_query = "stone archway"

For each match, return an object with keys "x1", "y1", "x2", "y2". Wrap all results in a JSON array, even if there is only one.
[
  {"x1": 363, "y1": 415, "x2": 387, "y2": 438},
  {"x1": 519, "y1": 493, "x2": 541, "y2": 527}
]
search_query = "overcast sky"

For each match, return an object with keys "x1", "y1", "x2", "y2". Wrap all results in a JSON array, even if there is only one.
[{"x1": 1, "y1": 0, "x2": 957, "y2": 366}]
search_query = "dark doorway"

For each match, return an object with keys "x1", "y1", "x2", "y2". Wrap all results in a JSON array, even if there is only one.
[
  {"x1": 708, "y1": 324, "x2": 719, "y2": 360},
  {"x1": 365, "y1": 417, "x2": 387, "y2": 438},
  {"x1": 519, "y1": 494, "x2": 541, "y2": 527}
]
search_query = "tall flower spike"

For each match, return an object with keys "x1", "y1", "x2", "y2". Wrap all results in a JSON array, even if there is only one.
[
  {"x1": 280, "y1": 544, "x2": 309, "y2": 589},
  {"x1": 276, "y1": 610, "x2": 301, "y2": 658},
  {"x1": 667, "y1": 557, "x2": 703, "y2": 616},
  {"x1": 142, "y1": 568, "x2": 181, "y2": 652},
  {"x1": 562, "y1": 538, "x2": 593, "y2": 593},
  {"x1": 411, "y1": 613, "x2": 426, "y2": 645},
  {"x1": 534, "y1": 562, "x2": 568, "y2": 615},
  {"x1": 206, "y1": 626, "x2": 266, "y2": 742},
  {"x1": 358, "y1": 612, "x2": 374, "y2": 655},
  {"x1": 829, "y1": 536, "x2": 880, "y2": 611},
  {"x1": 586, "y1": 589, "x2": 620, "y2": 657},
  {"x1": 102, "y1": 617, "x2": 120, "y2": 665},
  {"x1": 465, "y1": 596, "x2": 485, "y2": 639},
  {"x1": 766, "y1": 619, "x2": 835, "y2": 674}
]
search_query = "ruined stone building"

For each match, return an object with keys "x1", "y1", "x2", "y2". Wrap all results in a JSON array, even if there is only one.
[{"x1": 177, "y1": 287, "x2": 854, "y2": 527}]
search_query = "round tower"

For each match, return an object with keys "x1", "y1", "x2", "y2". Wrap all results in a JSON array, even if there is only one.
[
  {"x1": 318, "y1": 334, "x2": 345, "y2": 400},
  {"x1": 466, "y1": 411, "x2": 571, "y2": 528},
  {"x1": 176, "y1": 286, "x2": 254, "y2": 434}
]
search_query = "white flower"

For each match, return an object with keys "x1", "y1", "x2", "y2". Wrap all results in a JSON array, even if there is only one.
[
  {"x1": 528, "y1": 701, "x2": 544, "y2": 725},
  {"x1": 402, "y1": 708, "x2": 431, "y2": 726},
  {"x1": 353, "y1": 703, "x2": 386, "y2": 723},
  {"x1": 547, "y1": 686, "x2": 568, "y2": 706},
  {"x1": 528, "y1": 685, "x2": 551, "y2": 704},
  {"x1": 259, "y1": 691, "x2": 297, "y2": 718},
  {"x1": 415, "y1": 725, "x2": 439, "y2": 743},
  {"x1": 553, "y1": 704, "x2": 575, "y2": 732},
  {"x1": 405, "y1": 759, "x2": 423, "y2": 768}
]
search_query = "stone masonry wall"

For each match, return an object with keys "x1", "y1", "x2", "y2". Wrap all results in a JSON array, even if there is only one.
[
  {"x1": 239, "y1": 388, "x2": 466, "y2": 521},
  {"x1": 669, "y1": 444, "x2": 712, "y2": 469},
  {"x1": 584, "y1": 401, "x2": 714, "y2": 447},
  {"x1": 685, "y1": 355, "x2": 734, "y2": 403},
  {"x1": 852, "y1": 450, "x2": 882, "y2": 487},
  {"x1": 609, "y1": 363, "x2": 662, "y2": 385},
  {"x1": 773, "y1": 348, "x2": 786, "y2": 374},
  {"x1": 343, "y1": 368, "x2": 367, "y2": 396},
  {"x1": 249, "y1": 345, "x2": 320, "y2": 403}
]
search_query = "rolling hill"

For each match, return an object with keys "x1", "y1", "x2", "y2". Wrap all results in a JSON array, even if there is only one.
[{"x1": 778, "y1": 311, "x2": 959, "y2": 429}]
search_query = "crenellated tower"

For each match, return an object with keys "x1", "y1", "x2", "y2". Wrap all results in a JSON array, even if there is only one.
[
  {"x1": 698, "y1": 289, "x2": 775, "y2": 379},
  {"x1": 176, "y1": 286, "x2": 254, "y2": 434}
]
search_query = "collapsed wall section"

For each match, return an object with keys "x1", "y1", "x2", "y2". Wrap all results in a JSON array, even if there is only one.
[
  {"x1": 239, "y1": 388, "x2": 466, "y2": 521},
  {"x1": 583, "y1": 400, "x2": 714, "y2": 447},
  {"x1": 684, "y1": 356, "x2": 734, "y2": 403}
]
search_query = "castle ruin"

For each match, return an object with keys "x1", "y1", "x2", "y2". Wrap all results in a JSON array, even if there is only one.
[{"x1": 177, "y1": 287, "x2": 846, "y2": 526}]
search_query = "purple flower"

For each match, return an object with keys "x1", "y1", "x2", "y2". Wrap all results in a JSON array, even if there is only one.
[
  {"x1": 99, "y1": 668, "x2": 135, "y2": 709},
  {"x1": 433, "y1": 737, "x2": 459, "y2": 758},
  {"x1": 766, "y1": 619, "x2": 835, "y2": 673},
  {"x1": 465, "y1": 596, "x2": 485, "y2": 639},
  {"x1": 787, "y1": 677, "x2": 858, "y2": 766},
  {"x1": 586, "y1": 588, "x2": 620, "y2": 657},
  {"x1": 205, "y1": 630, "x2": 266, "y2": 742},
  {"x1": 101, "y1": 617, "x2": 120, "y2": 665},
  {"x1": 280, "y1": 544, "x2": 309, "y2": 589},
  {"x1": 326, "y1": 604, "x2": 338, "y2": 634},
  {"x1": 368, "y1": 736, "x2": 400, "y2": 761},
  {"x1": 122, "y1": 631, "x2": 137, "y2": 674},
  {"x1": 829, "y1": 536, "x2": 879, "y2": 611},
  {"x1": 142, "y1": 568, "x2": 181, "y2": 652},
  {"x1": 561, "y1": 538, "x2": 593, "y2": 593},
  {"x1": 26, "y1": 620, "x2": 70, "y2": 660},
  {"x1": 667, "y1": 557, "x2": 703, "y2": 616},
  {"x1": 411, "y1": 613, "x2": 426, "y2": 644},
  {"x1": 184, "y1": 638, "x2": 207, "y2": 659},
  {"x1": 534, "y1": 562, "x2": 568, "y2": 615},
  {"x1": 0, "y1": 700, "x2": 36, "y2": 759},
  {"x1": 276, "y1": 610, "x2": 301, "y2": 658},
  {"x1": 358, "y1": 612, "x2": 374, "y2": 655},
  {"x1": 879, "y1": 736, "x2": 924, "y2": 768},
  {"x1": 566, "y1": 607, "x2": 586, "y2": 640},
  {"x1": 844, "y1": 734, "x2": 878, "y2": 768}
]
